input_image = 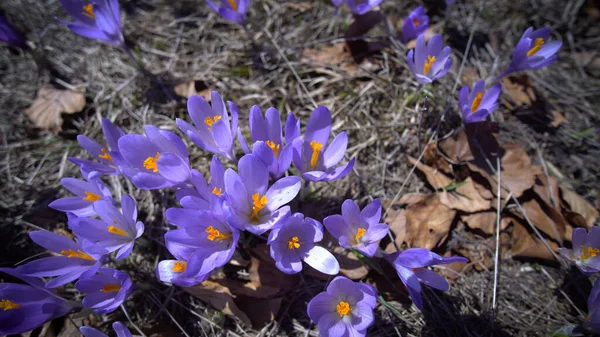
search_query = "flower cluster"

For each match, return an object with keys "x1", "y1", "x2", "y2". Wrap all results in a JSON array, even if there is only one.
[
  {"x1": 2, "y1": 0, "x2": 571, "y2": 336},
  {"x1": 0, "y1": 118, "x2": 140, "y2": 335}
]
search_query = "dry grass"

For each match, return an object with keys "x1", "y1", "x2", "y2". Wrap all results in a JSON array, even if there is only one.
[{"x1": 1, "y1": 0, "x2": 599, "y2": 336}]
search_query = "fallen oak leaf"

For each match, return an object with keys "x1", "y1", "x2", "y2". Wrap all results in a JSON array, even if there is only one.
[
  {"x1": 408, "y1": 155, "x2": 453, "y2": 190},
  {"x1": 184, "y1": 279, "x2": 252, "y2": 327},
  {"x1": 559, "y1": 186, "x2": 599, "y2": 229},
  {"x1": 460, "y1": 211, "x2": 497, "y2": 235},
  {"x1": 405, "y1": 194, "x2": 456, "y2": 249},
  {"x1": 24, "y1": 87, "x2": 86, "y2": 133},
  {"x1": 438, "y1": 177, "x2": 491, "y2": 213}
]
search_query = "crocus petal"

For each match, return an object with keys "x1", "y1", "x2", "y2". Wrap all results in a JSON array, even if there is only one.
[
  {"x1": 224, "y1": 169, "x2": 251, "y2": 214},
  {"x1": 112, "y1": 322, "x2": 132, "y2": 337},
  {"x1": 80, "y1": 327, "x2": 108, "y2": 337},
  {"x1": 157, "y1": 152, "x2": 190, "y2": 183},
  {"x1": 303, "y1": 246, "x2": 340, "y2": 275},
  {"x1": 414, "y1": 268, "x2": 449, "y2": 291},
  {"x1": 305, "y1": 106, "x2": 332, "y2": 146},
  {"x1": 238, "y1": 154, "x2": 269, "y2": 195},
  {"x1": 323, "y1": 132, "x2": 348, "y2": 169},
  {"x1": 307, "y1": 292, "x2": 336, "y2": 321},
  {"x1": 265, "y1": 176, "x2": 301, "y2": 211}
]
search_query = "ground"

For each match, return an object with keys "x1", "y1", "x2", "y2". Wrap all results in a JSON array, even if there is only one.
[{"x1": 1, "y1": 0, "x2": 600, "y2": 336}]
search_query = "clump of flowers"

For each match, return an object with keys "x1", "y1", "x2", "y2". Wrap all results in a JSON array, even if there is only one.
[
  {"x1": 58, "y1": 0, "x2": 124, "y2": 47},
  {"x1": 499, "y1": 26, "x2": 562, "y2": 78}
]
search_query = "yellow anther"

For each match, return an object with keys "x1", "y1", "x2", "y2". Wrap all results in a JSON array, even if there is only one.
[
  {"x1": 471, "y1": 92, "x2": 483, "y2": 112},
  {"x1": 98, "y1": 148, "x2": 113, "y2": 162},
  {"x1": 309, "y1": 141, "x2": 323, "y2": 169},
  {"x1": 108, "y1": 226, "x2": 128, "y2": 236},
  {"x1": 212, "y1": 187, "x2": 223, "y2": 196},
  {"x1": 60, "y1": 249, "x2": 95, "y2": 261},
  {"x1": 424, "y1": 55, "x2": 436, "y2": 75},
  {"x1": 355, "y1": 228, "x2": 366, "y2": 243},
  {"x1": 83, "y1": 191, "x2": 101, "y2": 202},
  {"x1": 266, "y1": 140, "x2": 280, "y2": 158},
  {"x1": 526, "y1": 38, "x2": 545, "y2": 57},
  {"x1": 204, "y1": 115, "x2": 223, "y2": 130},
  {"x1": 143, "y1": 152, "x2": 160, "y2": 173},
  {"x1": 82, "y1": 3, "x2": 95, "y2": 19},
  {"x1": 336, "y1": 301, "x2": 352, "y2": 317},
  {"x1": 172, "y1": 261, "x2": 187, "y2": 273},
  {"x1": 580, "y1": 246, "x2": 600, "y2": 261},
  {"x1": 287, "y1": 236, "x2": 300, "y2": 250},
  {"x1": 101, "y1": 284, "x2": 121, "y2": 293},
  {"x1": 250, "y1": 193, "x2": 268, "y2": 222},
  {"x1": 205, "y1": 226, "x2": 229, "y2": 241},
  {"x1": 0, "y1": 299, "x2": 21, "y2": 311},
  {"x1": 227, "y1": 0, "x2": 238, "y2": 11},
  {"x1": 413, "y1": 18, "x2": 420, "y2": 26}
]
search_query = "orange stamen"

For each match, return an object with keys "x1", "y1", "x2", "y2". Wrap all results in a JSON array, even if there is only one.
[
  {"x1": 98, "y1": 148, "x2": 113, "y2": 162},
  {"x1": 0, "y1": 299, "x2": 21, "y2": 311},
  {"x1": 143, "y1": 152, "x2": 160, "y2": 173},
  {"x1": 172, "y1": 261, "x2": 187, "y2": 273},
  {"x1": 424, "y1": 55, "x2": 436, "y2": 75},
  {"x1": 266, "y1": 140, "x2": 280, "y2": 158},
  {"x1": 205, "y1": 226, "x2": 229, "y2": 241},
  {"x1": 108, "y1": 226, "x2": 128, "y2": 236},
  {"x1": 82, "y1": 4, "x2": 95, "y2": 19},
  {"x1": 101, "y1": 284, "x2": 121, "y2": 293},
  {"x1": 60, "y1": 249, "x2": 95, "y2": 261},
  {"x1": 287, "y1": 236, "x2": 300, "y2": 250},
  {"x1": 83, "y1": 191, "x2": 101, "y2": 202},
  {"x1": 250, "y1": 193, "x2": 268, "y2": 222},
  {"x1": 204, "y1": 115, "x2": 223, "y2": 131},
  {"x1": 526, "y1": 38, "x2": 545, "y2": 57},
  {"x1": 309, "y1": 141, "x2": 323, "y2": 169},
  {"x1": 471, "y1": 92, "x2": 483, "y2": 112},
  {"x1": 212, "y1": 187, "x2": 223, "y2": 196},
  {"x1": 336, "y1": 301, "x2": 352, "y2": 316}
]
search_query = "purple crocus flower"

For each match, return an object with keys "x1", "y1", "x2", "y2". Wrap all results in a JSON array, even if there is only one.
[
  {"x1": 407, "y1": 34, "x2": 452, "y2": 85},
  {"x1": 385, "y1": 248, "x2": 468, "y2": 310},
  {"x1": 344, "y1": 0, "x2": 382, "y2": 15},
  {"x1": 0, "y1": 13, "x2": 27, "y2": 49},
  {"x1": 16, "y1": 231, "x2": 105, "y2": 288},
  {"x1": 175, "y1": 156, "x2": 225, "y2": 210},
  {"x1": 239, "y1": 107, "x2": 300, "y2": 179},
  {"x1": 268, "y1": 213, "x2": 340, "y2": 275},
  {"x1": 559, "y1": 227, "x2": 600, "y2": 276},
  {"x1": 225, "y1": 154, "x2": 301, "y2": 235},
  {"x1": 307, "y1": 276, "x2": 377, "y2": 337},
  {"x1": 117, "y1": 125, "x2": 191, "y2": 190},
  {"x1": 292, "y1": 106, "x2": 355, "y2": 182},
  {"x1": 75, "y1": 267, "x2": 134, "y2": 314},
  {"x1": 160, "y1": 196, "x2": 240, "y2": 286},
  {"x1": 323, "y1": 199, "x2": 389, "y2": 257},
  {"x1": 459, "y1": 80, "x2": 502, "y2": 124},
  {"x1": 585, "y1": 279, "x2": 600, "y2": 334},
  {"x1": 499, "y1": 27, "x2": 562, "y2": 78},
  {"x1": 401, "y1": 7, "x2": 428, "y2": 43},
  {"x1": 69, "y1": 118, "x2": 126, "y2": 177},
  {"x1": 0, "y1": 281, "x2": 71, "y2": 335},
  {"x1": 48, "y1": 173, "x2": 113, "y2": 217},
  {"x1": 68, "y1": 194, "x2": 144, "y2": 260},
  {"x1": 206, "y1": 0, "x2": 250, "y2": 26},
  {"x1": 331, "y1": 0, "x2": 343, "y2": 8},
  {"x1": 177, "y1": 92, "x2": 238, "y2": 162},
  {"x1": 58, "y1": 0, "x2": 123, "y2": 46},
  {"x1": 80, "y1": 322, "x2": 132, "y2": 337}
]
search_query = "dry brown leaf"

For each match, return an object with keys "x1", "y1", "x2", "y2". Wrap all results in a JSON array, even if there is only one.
[
  {"x1": 460, "y1": 211, "x2": 497, "y2": 235},
  {"x1": 502, "y1": 75, "x2": 536, "y2": 108},
  {"x1": 173, "y1": 81, "x2": 211, "y2": 100},
  {"x1": 461, "y1": 67, "x2": 479, "y2": 87},
  {"x1": 438, "y1": 178, "x2": 491, "y2": 213},
  {"x1": 24, "y1": 87, "x2": 85, "y2": 132},
  {"x1": 572, "y1": 52, "x2": 600, "y2": 70},
  {"x1": 511, "y1": 222, "x2": 559, "y2": 260},
  {"x1": 533, "y1": 174, "x2": 561, "y2": 208},
  {"x1": 184, "y1": 280, "x2": 252, "y2": 326},
  {"x1": 249, "y1": 245, "x2": 299, "y2": 291},
  {"x1": 384, "y1": 208, "x2": 406, "y2": 253},
  {"x1": 408, "y1": 155, "x2": 453, "y2": 190},
  {"x1": 453, "y1": 229, "x2": 509, "y2": 271},
  {"x1": 301, "y1": 43, "x2": 360, "y2": 76},
  {"x1": 517, "y1": 198, "x2": 569, "y2": 244},
  {"x1": 405, "y1": 194, "x2": 456, "y2": 249},
  {"x1": 398, "y1": 193, "x2": 428, "y2": 205},
  {"x1": 467, "y1": 143, "x2": 542, "y2": 199},
  {"x1": 437, "y1": 128, "x2": 474, "y2": 164},
  {"x1": 559, "y1": 186, "x2": 598, "y2": 229},
  {"x1": 424, "y1": 142, "x2": 453, "y2": 174}
]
